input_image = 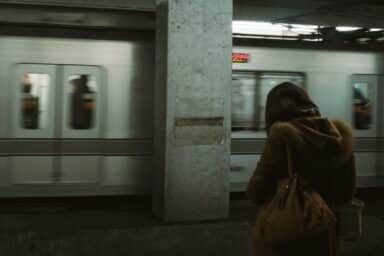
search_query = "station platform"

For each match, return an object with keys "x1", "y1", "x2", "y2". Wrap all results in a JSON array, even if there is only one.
[{"x1": 0, "y1": 191, "x2": 382, "y2": 256}]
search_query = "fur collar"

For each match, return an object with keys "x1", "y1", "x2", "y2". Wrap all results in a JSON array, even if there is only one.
[{"x1": 269, "y1": 118, "x2": 354, "y2": 159}]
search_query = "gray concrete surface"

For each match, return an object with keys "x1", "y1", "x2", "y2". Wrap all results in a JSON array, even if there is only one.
[
  {"x1": 339, "y1": 199, "x2": 384, "y2": 256},
  {"x1": 0, "y1": 197, "x2": 381, "y2": 255},
  {"x1": 153, "y1": 0, "x2": 232, "y2": 221},
  {"x1": 0, "y1": 197, "x2": 252, "y2": 256},
  {"x1": 0, "y1": 223, "x2": 252, "y2": 256},
  {"x1": 341, "y1": 216, "x2": 384, "y2": 256}
]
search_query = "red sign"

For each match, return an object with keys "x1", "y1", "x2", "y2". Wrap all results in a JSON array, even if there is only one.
[{"x1": 232, "y1": 53, "x2": 250, "y2": 63}]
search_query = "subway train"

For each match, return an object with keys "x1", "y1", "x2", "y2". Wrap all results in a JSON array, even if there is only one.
[
  {"x1": 231, "y1": 45, "x2": 384, "y2": 191},
  {"x1": 0, "y1": 32, "x2": 382, "y2": 197}
]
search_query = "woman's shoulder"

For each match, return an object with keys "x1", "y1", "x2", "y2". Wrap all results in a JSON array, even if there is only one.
[
  {"x1": 269, "y1": 121, "x2": 303, "y2": 144},
  {"x1": 269, "y1": 118, "x2": 354, "y2": 146},
  {"x1": 271, "y1": 118, "x2": 353, "y2": 134},
  {"x1": 269, "y1": 122, "x2": 298, "y2": 135},
  {"x1": 330, "y1": 119, "x2": 353, "y2": 139},
  {"x1": 331, "y1": 119, "x2": 354, "y2": 155}
]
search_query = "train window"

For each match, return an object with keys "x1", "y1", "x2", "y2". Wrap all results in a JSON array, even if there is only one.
[
  {"x1": 68, "y1": 74, "x2": 97, "y2": 130},
  {"x1": 232, "y1": 72, "x2": 305, "y2": 131},
  {"x1": 20, "y1": 73, "x2": 50, "y2": 130},
  {"x1": 232, "y1": 73, "x2": 258, "y2": 131},
  {"x1": 353, "y1": 82, "x2": 371, "y2": 130}
]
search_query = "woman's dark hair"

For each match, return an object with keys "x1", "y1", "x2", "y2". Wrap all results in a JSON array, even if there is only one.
[{"x1": 265, "y1": 82, "x2": 320, "y2": 134}]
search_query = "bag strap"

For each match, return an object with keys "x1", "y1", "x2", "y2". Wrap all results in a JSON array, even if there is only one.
[{"x1": 285, "y1": 143, "x2": 295, "y2": 178}]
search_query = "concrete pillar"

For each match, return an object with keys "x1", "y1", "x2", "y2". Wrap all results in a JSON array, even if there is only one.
[{"x1": 154, "y1": 0, "x2": 232, "y2": 221}]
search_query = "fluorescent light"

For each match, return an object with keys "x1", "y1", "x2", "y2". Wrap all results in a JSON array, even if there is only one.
[
  {"x1": 357, "y1": 38, "x2": 370, "y2": 43},
  {"x1": 232, "y1": 21, "x2": 319, "y2": 36},
  {"x1": 302, "y1": 38, "x2": 323, "y2": 42},
  {"x1": 369, "y1": 28, "x2": 383, "y2": 32},
  {"x1": 285, "y1": 23, "x2": 320, "y2": 35},
  {"x1": 289, "y1": 24, "x2": 319, "y2": 29},
  {"x1": 232, "y1": 21, "x2": 286, "y2": 36},
  {"x1": 336, "y1": 26, "x2": 360, "y2": 32}
]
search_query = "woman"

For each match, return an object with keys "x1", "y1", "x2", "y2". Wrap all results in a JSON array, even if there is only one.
[{"x1": 247, "y1": 83, "x2": 356, "y2": 256}]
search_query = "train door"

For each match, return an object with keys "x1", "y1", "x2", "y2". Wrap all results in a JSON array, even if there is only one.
[
  {"x1": 59, "y1": 66, "x2": 102, "y2": 184},
  {"x1": 351, "y1": 74, "x2": 380, "y2": 185},
  {"x1": 12, "y1": 64, "x2": 102, "y2": 186},
  {"x1": 12, "y1": 64, "x2": 57, "y2": 185}
]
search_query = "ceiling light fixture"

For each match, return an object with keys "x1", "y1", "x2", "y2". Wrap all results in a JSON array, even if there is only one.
[
  {"x1": 335, "y1": 26, "x2": 361, "y2": 32},
  {"x1": 369, "y1": 28, "x2": 383, "y2": 32},
  {"x1": 232, "y1": 21, "x2": 319, "y2": 36}
]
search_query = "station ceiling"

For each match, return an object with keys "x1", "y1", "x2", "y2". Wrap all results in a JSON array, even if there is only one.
[
  {"x1": 0, "y1": 0, "x2": 383, "y2": 28},
  {"x1": 235, "y1": 0, "x2": 384, "y2": 27}
]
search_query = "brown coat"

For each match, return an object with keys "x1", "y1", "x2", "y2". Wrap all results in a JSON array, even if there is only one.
[{"x1": 247, "y1": 117, "x2": 356, "y2": 256}]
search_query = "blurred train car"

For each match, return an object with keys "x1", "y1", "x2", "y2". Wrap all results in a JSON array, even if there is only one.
[
  {"x1": 231, "y1": 46, "x2": 384, "y2": 191},
  {"x1": 0, "y1": 33, "x2": 154, "y2": 196},
  {"x1": 0, "y1": 31, "x2": 382, "y2": 197}
]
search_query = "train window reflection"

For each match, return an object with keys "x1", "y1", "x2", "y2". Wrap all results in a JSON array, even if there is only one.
[
  {"x1": 232, "y1": 72, "x2": 305, "y2": 131},
  {"x1": 353, "y1": 83, "x2": 371, "y2": 130},
  {"x1": 21, "y1": 73, "x2": 50, "y2": 129},
  {"x1": 232, "y1": 73, "x2": 258, "y2": 130},
  {"x1": 68, "y1": 74, "x2": 96, "y2": 130}
]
